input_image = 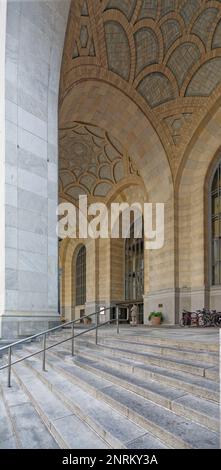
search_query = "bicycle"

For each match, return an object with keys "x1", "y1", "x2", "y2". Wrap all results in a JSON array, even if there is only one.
[
  {"x1": 180, "y1": 310, "x2": 192, "y2": 327},
  {"x1": 201, "y1": 309, "x2": 217, "y2": 327},
  {"x1": 214, "y1": 311, "x2": 221, "y2": 327},
  {"x1": 180, "y1": 309, "x2": 207, "y2": 327},
  {"x1": 196, "y1": 310, "x2": 206, "y2": 327}
]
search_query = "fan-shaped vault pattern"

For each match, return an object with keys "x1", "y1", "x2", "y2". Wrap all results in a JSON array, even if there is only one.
[
  {"x1": 60, "y1": 0, "x2": 221, "y2": 177},
  {"x1": 59, "y1": 123, "x2": 141, "y2": 204}
]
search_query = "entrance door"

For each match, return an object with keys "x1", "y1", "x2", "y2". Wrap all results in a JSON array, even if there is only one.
[{"x1": 125, "y1": 222, "x2": 144, "y2": 322}]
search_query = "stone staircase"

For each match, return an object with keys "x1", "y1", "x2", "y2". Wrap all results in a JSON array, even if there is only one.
[{"x1": 0, "y1": 328, "x2": 220, "y2": 449}]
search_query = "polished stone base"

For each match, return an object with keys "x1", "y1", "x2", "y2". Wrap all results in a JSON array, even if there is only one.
[{"x1": 0, "y1": 313, "x2": 61, "y2": 340}]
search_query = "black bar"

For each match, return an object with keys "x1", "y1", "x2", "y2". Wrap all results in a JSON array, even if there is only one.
[{"x1": 0, "y1": 449, "x2": 219, "y2": 468}]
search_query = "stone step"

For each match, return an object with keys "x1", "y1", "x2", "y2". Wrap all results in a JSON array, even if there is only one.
[
  {"x1": 61, "y1": 344, "x2": 219, "y2": 403},
  {"x1": 94, "y1": 337, "x2": 219, "y2": 366},
  {"x1": 96, "y1": 384, "x2": 219, "y2": 449},
  {"x1": 78, "y1": 341, "x2": 217, "y2": 378},
  {"x1": 48, "y1": 328, "x2": 219, "y2": 353},
  {"x1": 19, "y1": 347, "x2": 219, "y2": 449},
  {"x1": 28, "y1": 333, "x2": 219, "y2": 396},
  {"x1": 22, "y1": 339, "x2": 220, "y2": 404},
  {"x1": 82, "y1": 340, "x2": 219, "y2": 381},
  {"x1": 74, "y1": 338, "x2": 219, "y2": 381},
  {"x1": 65, "y1": 352, "x2": 219, "y2": 433},
  {"x1": 23, "y1": 334, "x2": 219, "y2": 402},
  {"x1": 0, "y1": 371, "x2": 59, "y2": 449},
  {"x1": 0, "y1": 342, "x2": 30, "y2": 365},
  {"x1": 108, "y1": 332, "x2": 219, "y2": 353},
  {"x1": 205, "y1": 367, "x2": 220, "y2": 381},
  {"x1": 12, "y1": 361, "x2": 109, "y2": 449},
  {"x1": 12, "y1": 351, "x2": 167, "y2": 449},
  {"x1": 0, "y1": 387, "x2": 17, "y2": 449}
]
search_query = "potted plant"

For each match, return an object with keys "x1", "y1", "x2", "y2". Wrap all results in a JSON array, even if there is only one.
[
  {"x1": 148, "y1": 311, "x2": 163, "y2": 326},
  {"x1": 84, "y1": 316, "x2": 92, "y2": 326}
]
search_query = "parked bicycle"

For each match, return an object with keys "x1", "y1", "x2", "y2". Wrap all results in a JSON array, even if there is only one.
[
  {"x1": 180, "y1": 308, "x2": 221, "y2": 327},
  {"x1": 180, "y1": 310, "x2": 192, "y2": 327},
  {"x1": 203, "y1": 309, "x2": 221, "y2": 327},
  {"x1": 214, "y1": 311, "x2": 221, "y2": 327}
]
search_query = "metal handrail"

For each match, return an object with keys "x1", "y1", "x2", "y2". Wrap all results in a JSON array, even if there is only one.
[
  {"x1": 0, "y1": 305, "x2": 120, "y2": 387},
  {"x1": 0, "y1": 306, "x2": 114, "y2": 353}
]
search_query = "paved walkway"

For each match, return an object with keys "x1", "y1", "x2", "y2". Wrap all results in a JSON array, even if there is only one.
[{"x1": 90, "y1": 324, "x2": 220, "y2": 346}]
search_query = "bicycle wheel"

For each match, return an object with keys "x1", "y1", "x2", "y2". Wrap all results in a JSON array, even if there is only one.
[
  {"x1": 180, "y1": 317, "x2": 186, "y2": 327},
  {"x1": 214, "y1": 313, "x2": 221, "y2": 327},
  {"x1": 198, "y1": 315, "x2": 206, "y2": 327},
  {"x1": 202, "y1": 313, "x2": 211, "y2": 327}
]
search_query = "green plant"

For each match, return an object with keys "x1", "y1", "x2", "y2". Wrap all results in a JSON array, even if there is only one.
[
  {"x1": 84, "y1": 316, "x2": 92, "y2": 325},
  {"x1": 148, "y1": 311, "x2": 164, "y2": 322}
]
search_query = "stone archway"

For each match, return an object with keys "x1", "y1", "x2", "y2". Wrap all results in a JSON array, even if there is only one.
[
  {"x1": 61, "y1": 237, "x2": 98, "y2": 321},
  {"x1": 3, "y1": 1, "x2": 221, "y2": 337},
  {"x1": 59, "y1": 80, "x2": 175, "y2": 322},
  {"x1": 176, "y1": 103, "x2": 221, "y2": 313}
]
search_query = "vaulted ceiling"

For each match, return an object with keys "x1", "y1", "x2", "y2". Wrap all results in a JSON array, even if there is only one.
[
  {"x1": 59, "y1": 0, "x2": 221, "y2": 178},
  {"x1": 59, "y1": 122, "x2": 141, "y2": 203}
]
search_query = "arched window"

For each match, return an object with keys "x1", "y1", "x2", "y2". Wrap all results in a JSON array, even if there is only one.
[
  {"x1": 125, "y1": 222, "x2": 144, "y2": 300},
  {"x1": 76, "y1": 245, "x2": 86, "y2": 305},
  {"x1": 211, "y1": 161, "x2": 221, "y2": 285}
]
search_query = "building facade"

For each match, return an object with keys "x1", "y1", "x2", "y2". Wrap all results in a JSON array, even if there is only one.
[{"x1": 0, "y1": 0, "x2": 221, "y2": 338}]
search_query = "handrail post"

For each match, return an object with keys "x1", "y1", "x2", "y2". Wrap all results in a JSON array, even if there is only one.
[
  {"x1": 71, "y1": 322, "x2": 74, "y2": 356},
  {"x1": 42, "y1": 333, "x2": 46, "y2": 371},
  {"x1": 8, "y1": 347, "x2": 12, "y2": 387},
  {"x1": 116, "y1": 306, "x2": 120, "y2": 335},
  {"x1": 0, "y1": 306, "x2": 117, "y2": 386},
  {"x1": 95, "y1": 311, "x2": 99, "y2": 345}
]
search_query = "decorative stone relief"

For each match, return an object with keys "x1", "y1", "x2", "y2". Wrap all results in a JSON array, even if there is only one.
[
  {"x1": 104, "y1": 21, "x2": 131, "y2": 80},
  {"x1": 80, "y1": 25, "x2": 89, "y2": 48},
  {"x1": 160, "y1": 0, "x2": 176, "y2": 18},
  {"x1": 59, "y1": 123, "x2": 141, "y2": 202},
  {"x1": 135, "y1": 28, "x2": 159, "y2": 75},
  {"x1": 180, "y1": 0, "x2": 200, "y2": 26},
  {"x1": 138, "y1": 0, "x2": 158, "y2": 20},
  {"x1": 161, "y1": 19, "x2": 181, "y2": 52},
  {"x1": 212, "y1": 20, "x2": 221, "y2": 49},
  {"x1": 167, "y1": 43, "x2": 201, "y2": 88},
  {"x1": 164, "y1": 113, "x2": 193, "y2": 146},
  {"x1": 186, "y1": 58, "x2": 221, "y2": 97},
  {"x1": 105, "y1": 0, "x2": 136, "y2": 19},
  {"x1": 137, "y1": 72, "x2": 175, "y2": 107},
  {"x1": 71, "y1": 0, "x2": 96, "y2": 60},
  {"x1": 192, "y1": 8, "x2": 219, "y2": 47},
  {"x1": 60, "y1": 0, "x2": 221, "y2": 171},
  {"x1": 81, "y1": 0, "x2": 89, "y2": 16}
]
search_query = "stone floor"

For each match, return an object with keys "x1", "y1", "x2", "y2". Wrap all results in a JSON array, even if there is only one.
[{"x1": 92, "y1": 324, "x2": 220, "y2": 345}]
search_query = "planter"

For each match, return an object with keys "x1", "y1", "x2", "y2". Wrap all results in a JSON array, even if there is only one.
[
  {"x1": 148, "y1": 311, "x2": 163, "y2": 326},
  {"x1": 84, "y1": 317, "x2": 92, "y2": 326},
  {"x1": 151, "y1": 316, "x2": 161, "y2": 326}
]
